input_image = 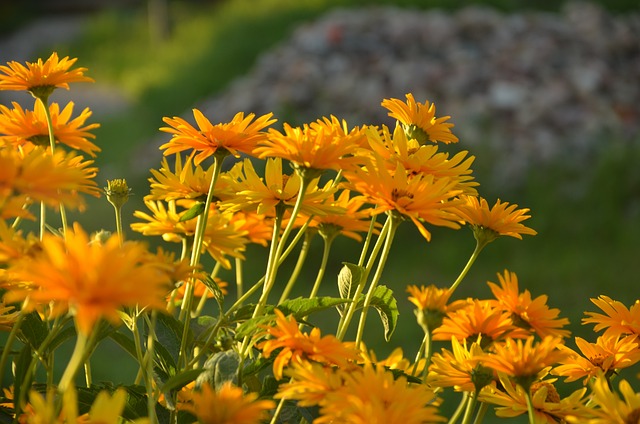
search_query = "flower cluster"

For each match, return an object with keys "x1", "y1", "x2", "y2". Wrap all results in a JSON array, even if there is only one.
[{"x1": 0, "y1": 52, "x2": 637, "y2": 424}]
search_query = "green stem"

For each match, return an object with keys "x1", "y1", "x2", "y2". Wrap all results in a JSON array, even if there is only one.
[
  {"x1": 357, "y1": 215, "x2": 378, "y2": 267},
  {"x1": 0, "y1": 308, "x2": 25, "y2": 387},
  {"x1": 473, "y1": 401, "x2": 488, "y2": 424},
  {"x1": 178, "y1": 154, "x2": 224, "y2": 367},
  {"x1": 421, "y1": 329, "x2": 432, "y2": 381},
  {"x1": 336, "y1": 216, "x2": 391, "y2": 340},
  {"x1": 524, "y1": 390, "x2": 536, "y2": 424},
  {"x1": 278, "y1": 230, "x2": 314, "y2": 304},
  {"x1": 449, "y1": 239, "x2": 485, "y2": 294},
  {"x1": 461, "y1": 391, "x2": 478, "y2": 424},
  {"x1": 235, "y1": 257, "x2": 244, "y2": 300},
  {"x1": 448, "y1": 392, "x2": 469, "y2": 424},
  {"x1": 145, "y1": 311, "x2": 159, "y2": 424},
  {"x1": 308, "y1": 234, "x2": 334, "y2": 300},
  {"x1": 58, "y1": 330, "x2": 89, "y2": 393},
  {"x1": 410, "y1": 334, "x2": 427, "y2": 377},
  {"x1": 354, "y1": 214, "x2": 400, "y2": 346},
  {"x1": 112, "y1": 204, "x2": 124, "y2": 246},
  {"x1": 269, "y1": 396, "x2": 286, "y2": 424}
]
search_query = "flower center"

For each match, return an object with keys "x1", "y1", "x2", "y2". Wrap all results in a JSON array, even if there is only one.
[{"x1": 531, "y1": 381, "x2": 561, "y2": 403}]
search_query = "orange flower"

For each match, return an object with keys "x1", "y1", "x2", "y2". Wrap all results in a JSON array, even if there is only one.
[
  {"x1": 317, "y1": 363, "x2": 444, "y2": 424},
  {"x1": 307, "y1": 190, "x2": 376, "y2": 242},
  {"x1": 406, "y1": 284, "x2": 462, "y2": 332},
  {"x1": 182, "y1": 382, "x2": 275, "y2": 424},
  {"x1": 479, "y1": 373, "x2": 591, "y2": 423},
  {"x1": 0, "y1": 52, "x2": 93, "y2": 95},
  {"x1": 365, "y1": 124, "x2": 477, "y2": 194},
  {"x1": 275, "y1": 360, "x2": 346, "y2": 407},
  {"x1": 0, "y1": 101, "x2": 100, "y2": 156},
  {"x1": 344, "y1": 156, "x2": 462, "y2": 241},
  {"x1": 4, "y1": 223, "x2": 171, "y2": 335},
  {"x1": 0, "y1": 146, "x2": 99, "y2": 217},
  {"x1": 586, "y1": 375, "x2": 640, "y2": 424},
  {"x1": 429, "y1": 337, "x2": 494, "y2": 393},
  {"x1": 474, "y1": 336, "x2": 568, "y2": 390},
  {"x1": 454, "y1": 195, "x2": 537, "y2": 243},
  {"x1": 553, "y1": 334, "x2": 640, "y2": 384},
  {"x1": 160, "y1": 109, "x2": 276, "y2": 165},
  {"x1": 583, "y1": 295, "x2": 640, "y2": 338},
  {"x1": 433, "y1": 299, "x2": 525, "y2": 347},
  {"x1": 254, "y1": 116, "x2": 366, "y2": 172},
  {"x1": 257, "y1": 309, "x2": 361, "y2": 380},
  {"x1": 488, "y1": 270, "x2": 570, "y2": 338},
  {"x1": 381, "y1": 93, "x2": 458, "y2": 144}
]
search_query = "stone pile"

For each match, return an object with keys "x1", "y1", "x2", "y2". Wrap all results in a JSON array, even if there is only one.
[{"x1": 197, "y1": 2, "x2": 640, "y2": 186}]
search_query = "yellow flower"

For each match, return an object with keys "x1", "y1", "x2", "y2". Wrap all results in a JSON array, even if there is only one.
[
  {"x1": 553, "y1": 334, "x2": 640, "y2": 384},
  {"x1": 488, "y1": 269, "x2": 570, "y2": 338},
  {"x1": 5, "y1": 222, "x2": 171, "y2": 335},
  {"x1": 182, "y1": 382, "x2": 275, "y2": 424},
  {"x1": 160, "y1": 109, "x2": 276, "y2": 165},
  {"x1": 0, "y1": 302, "x2": 20, "y2": 331},
  {"x1": 479, "y1": 373, "x2": 591, "y2": 423},
  {"x1": 381, "y1": 93, "x2": 458, "y2": 144},
  {"x1": 317, "y1": 363, "x2": 445, "y2": 424},
  {"x1": 584, "y1": 375, "x2": 640, "y2": 424},
  {"x1": 433, "y1": 299, "x2": 525, "y2": 348},
  {"x1": 474, "y1": 336, "x2": 568, "y2": 391},
  {"x1": 254, "y1": 116, "x2": 366, "y2": 173},
  {"x1": 257, "y1": 309, "x2": 361, "y2": 380},
  {"x1": 406, "y1": 284, "x2": 462, "y2": 332},
  {"x1": 583, "y1": 295, "x2": 640, "y2": 338},
  {"x1": 104, "y1": 178, "x2": 131, "y2": 209},
  {"x1": 454, "y1": 195, "x2": 537, "y2": 243},
  {"x1": 0, "y1": 146, "x2": 99, "y2": 217},
  {"x1": 81, "y1": 389, "x2": 147, "y2": 424},
  {"x1": 429, "y1": 337, "x2": 494, "y2": 393},
  {"x1": 275, "y1": 360, "x2": 346, "y2": 407},
  {"x1": 0, "y1": 52, "x2": 93, "y2": 97},
  {"x1": 307, "y1": 190, "x2": 377, "y2": 242},
  {"x1": 365, "y1": 124, "x2": 477, "y2": 194},
  {"x1": 344, "y1": 156, "x2": 462, "y2": 241},
  {"x1": 0, "y1": 101, "x2": 100, "y2": 156},
  {"x1": 220, "y1": 157, "x2": 342, "y2": 218},
  {"x1": 131, "y1": 200, "x2": 248, "y2": 269}
]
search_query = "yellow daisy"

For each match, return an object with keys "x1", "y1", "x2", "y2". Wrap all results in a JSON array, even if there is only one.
[
  {"x1": 584, "y1": 375, "x2": 640, "y2": 424},
  {"x1": 454, "y1": 195, "x2": 537, "y2": 243},
  {"x1": 0, "y1": 100, "x2": 100, "y2": 156},
  {"x1": 0, "y1": 52, "x2": 93, "y2": 97},
  {"x1": 5, "y1": 222, "x2": 171, "y2": 335},
  {"x1": 381, "y1": 93, "x2": 458, "y2": 144},
  {"x1": 160, "y1": 109, "x2": 276, "y2": 165},
  {"x1": 583, "y1": 295, "x2": 640, "y2": 338},
  {"x1": 488, "y1": 269, "x2": 570, "y2": 338},
  {"x1": 182, "y1": 382, "x2": 275, "y2": 424},
  {"x1": 428, "y1": 337, "x2": 494, "y2": 393}
]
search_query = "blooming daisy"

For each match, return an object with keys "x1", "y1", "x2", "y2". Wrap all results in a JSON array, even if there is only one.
[
  {"x1": 584, "y1": 375, "x2": 640, "y2": 424},
  {"x1": 181, "y1": 382, "x2": 275, "y2": 424},
  {"x1": 381, "y1": 93, "x2": 459, "y2": 144},
  {"x1": 488, "y1": 269, "x2": 570, "y2": 338},
  {"x1": 406, "y1": 284, "x2": 461, "y2": 332},
  {"x1": 160, "y1": 109, "x2": 276, "y2": 165},
  {"x1": 0, "y1": 101, "x2": 100, "y2": 156},
  {"x1": 257, "y1": 309, "x2": 361, "y2": 380},
  {"x1": 0, "y1": 52, "x2": 93, "y2": 98},
  {"x1": 583, "y1": 295, "x2": 640, "y2": 338},
  {"x1": 4, "y1": 223, "x2": 171, "y2": 335},
  {"x1": 454, "y1": 195, "x2": 537, "y2": 244},
  {"x1": 428, "y1": 337, "x2": 494, "y2": 393}
]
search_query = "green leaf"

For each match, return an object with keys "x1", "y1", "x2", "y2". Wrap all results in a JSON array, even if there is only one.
[
  {"x1": 337, "y1": 262, "x2": 365, "y2": 316},
  {"x1": 277, "y1": 296, "x2": 350, "y2": 318},
  {"x1": 234, "y1": 314, "x2": 274, "y2": 340},
  {"x1": 160, "y1": 368, "x2": 205, "y2": 393},
  {"x1": 178, "y1": 201, "x2": 205, "y2": 222},
  {"x1": 150, "y1": 312, "x2": 190, "y2": 374},
  {"x1": 196, "y1": 350, "x2": 240, "y2": 389},
  {"x1": 108, "y1": 331, "x2": 138, "y2": 360},
  {"x1": 358, "y1": 285, "x2": 399, "y2": 341},
  {"x1": 47, "y1": 326, "x2": 77, "y2": 352},
  {"x1": 18, "y1": 311, "x2": 48, "y2": 349}
]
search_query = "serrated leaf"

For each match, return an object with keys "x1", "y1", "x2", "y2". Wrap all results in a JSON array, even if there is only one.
[
  {"x1": 178, "y1": 201, "x2": 205, "y2": 222},
  {"x1": 160, "y1": 368, "x2": 205, "y2": 393},
  {"x1": 196, "y1": 350, "x2": 240, "y2": 389},
  {"x1": 151, "y1": 312, "x2": 190, "y2": 371},
  {"x1": 278, "y1": 297, "x2": 350, "y2": 318},
  {"x1": 18, "y1": 311, "x2": 48, "y2": 349},
  {"x1": 357, "y1": 285, "x2": 399, "y2": 341}
]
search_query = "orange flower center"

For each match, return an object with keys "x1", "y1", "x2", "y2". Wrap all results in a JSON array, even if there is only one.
[
  {"x1": 531, "y1": 381, "x2": 560, "y2": 403},
  {"x1": 391, "y1": 188, "x2": 414, "y2": 201},
  {"x1": 625, "y1": 408, "x2": 640, "y2": 424}
]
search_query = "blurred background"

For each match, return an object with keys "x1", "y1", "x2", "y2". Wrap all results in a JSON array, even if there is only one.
[{"x1": 1, "y1": 0, "x2": 639, "y2": 401}]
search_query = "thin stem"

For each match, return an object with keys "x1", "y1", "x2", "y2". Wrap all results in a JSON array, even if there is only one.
[
  {"x1": 357, "y1": 215, "x2": 378, "y2": 267},
  {"x1": 410, "y1": 334, "x2": 427, "y2": 377},
  {"x1": 449, "y1": 239, "x2": 485, "y2": 294},
  {"x1": 524, "y1": 391, "x2": 536, "y2": 424},
  {"x1": 269, "y1": 396, "x2": 287, "y2": 424},
  {"x1": 112, "y1": 204, "x2": 124, "y2": 246},
  {"x1": 308, "y1": 234, "x2": 334, "y2": 300},
  {"x1": 0, "y1": 308, "x2": 25, "y2": 387},
  {"x1": 278, "y1": 230, "x2": 314, "y2": 304},
  {"x1": 448, "y1": 392, "x2": 470, "y2": 424},
  {"x1": 145, "y1": 311, "x2": 159, "y2": 424},
  {"x1": 473, "y1": 401, "x2": 488, "y2": 424},
  {"x1": 58, "y1": 330, "x2": 89, "y2": 393},
  {"x1": 354, "y1": 215, "x2": 400, "y2": 346},
  {"x1": 84, "y1": 361, "x2": 92, "y2": 387},
  {"x1": 461, "y1": 391, "x2": 478, "y2": 424},
  {"x1": 421, "y1": 329, "x2": 432, "y2": 381},
  {"x1": 235, "y1": 257, "x2": 244, "y2": 301},
  {"x1": 336, "y1": 216, "x2": 391, "y2": 340}
]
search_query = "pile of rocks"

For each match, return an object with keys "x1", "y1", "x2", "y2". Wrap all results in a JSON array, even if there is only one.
[{"x1": 197, "y1": 2, "x2": 639, "y2": 186}]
